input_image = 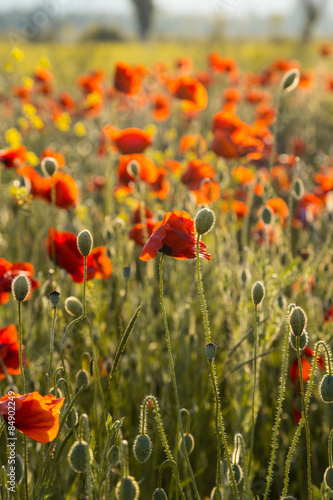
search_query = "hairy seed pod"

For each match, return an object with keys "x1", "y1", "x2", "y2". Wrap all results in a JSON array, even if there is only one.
[
  {"x1": 75, "y1": 369, "x2": 90, "y2": 391},
  {"x1": 152, "y1": 488, "x2": 168, "y2": 500},
  {"x1": 320, "y1": 374, "x2": 333, "y2": 403},
  {"x1": 261, "y1": 206, "x2": 274, "y2": 225},
  {"x1": 49, "y1": 290, "x2": 60, "y2": 307},
  {"x1": 115, "y1": 476, "x2": 139, "y2": 500},
  {"x1": 11, "y1": 275, "x2": 31, "y2": 302},
  {"x1": 133, "y1": 434, "x2": 152, "y2": 463},
  {"x1": 205, "y1": 342, "x2": 217, "y2": 361},
  {"x1": 77, "y1": 229, "x2": 93, "y2": 257},
  {"x1": 195, "y1": 208, "x2": 215, "y2": 235},
  {"x1": 68, "y1": 440, "x2": 93, "y2": 473},
  {"x1": 107, "y1": 445, "x2": 120, "y2": 466},
  {"x1": 252, "y1": 281, "x2": 265, "y2": 306},
  {"x1": 292, "y1": 178, "x2": 304, "y2": 200},
  {"x1": 178, "y1": 433, "x2": 195, "y2": 456},
  {"x1": 324, "y1": 467, "x2": 333, "y2": 490},
  {"x1": 228, "y1": 463, "x2": 243, "y2": 485}
]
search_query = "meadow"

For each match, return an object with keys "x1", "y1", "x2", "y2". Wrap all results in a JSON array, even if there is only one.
[{"x1": 0, "y1": 38, "x2": 333, "y2": 499}]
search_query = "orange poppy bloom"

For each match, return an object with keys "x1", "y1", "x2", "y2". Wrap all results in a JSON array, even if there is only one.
[
  {"x1": 140, "y1": 210, "x2": 211, "y2": 261},
  {"x1": 59, "y1": 91, "x2": 76, "y2": 112},
  {"x1": 167, "y1": 76, "x2": 208, "y2": 112},
  {"x1": 149, "y1": 168, "x2": 170, "y2": 200},
  {"x1": 245, "y1": 88, "x2": 271, "y2": 104},
  {"x1": 12, "y1": 85, "x2": 31, "y2": 103},
  {"x1": 76, "y1": 69, "x2": 105, "y2": 95},
  {"x1": 18, "y1": 166, "x2": 78, "y2": 209},
  {"x1": 175, "y1": 56, "x2": 193, "y2": 75},
  {"x1": 48, "y1": 228, "x2": 112, "y2": 283},
  {"x1": 115, "y1": 154, "x2": 159, "y2": 195},
  {"x1": 150, "y1": 94, "x2": 171, "y2": 121},
  {"x1": 324, "y1": 305, "x2": 333, "y2": 322},
  {"x1": 181, "y1": 160, "x2": 220, "y2": 204},
  {"x1": 290, "y1": 346, "x2": 324, "y2": 385},
  {"x1": 114, "y1": 61, "x2": 142, "y2": 95},
  {"x1": 208, "y1": 53, "x2": 238, "y2": 77},
  {"x1": 313, "y1": 167, "x2": 333, "y2": 192},
  {"x1": 222, "y1": 88, "x2": 241, "y2": 112},
  {"x1": 178, "y1": 134, "x2": 207, "y2": 157},
  {"x1": 320, "y1": 42, "x2": 331, "y2": 57},
  {"x1": 0, "y1": 391, "x2": 64, "y2": 443},
  {"x1": 0, "y1": 259, "x2": 39, "y2": 304},
  {"x1": 298, "y1": 71, "x2": 314, "y2": 91},
  {"x1": 102, "y1": 126, "x2": 152, "y2": 154},
  {"x1": 211, "y1": 128, "x2": 263, "y2": 160},
  {"x1": 34, "y1": 66, "x2": 54, "y2": 95},
  {"x1": 163, "y1": 159, "x2": 183, "y2": 175},
  {"x1": 129, "y1": 219, "x2": 156, "y2": 247},
  {"x1": 231, "y1": 165, "x2": 255, "y2": 185},
  {"x1": 40, "y1": 147, "x2": 65, "y2": 169},
  {"x1": 0, "y1": 325, "x2": 21, "y2": 379},
  {"x1": 0, "y1": 145, "x2": 28, "y2": 168},
  {"x1": 293, "y1": 193, "x2": 325, "y2": 228},
  {"x1": 264, "y1": 198, "x2": 289, "y2": 226},
  {"x1": 255, "y1": 103, "x2": 276, "y2": 127}
]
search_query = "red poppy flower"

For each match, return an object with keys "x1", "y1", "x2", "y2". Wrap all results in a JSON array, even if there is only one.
[
  {"x1": 76, "y1": 69, "x2": 105, "y2": 95},
  {"x1": 102, "y1": 126, "x2": 152, "y2": 154},
  {"x1": 292, "y1": 193, "x2": 325, "y2": 228},
  {"x1": 129, "y1": 219, "x2": 156, "y2": 247},
  {"x1": 208, "y1": 53, "x2": 238, "y2": 77},
  {"x1": 181, "y1": 160, "x2": 220, "y2": 204},
  {"x1": 178, "y1": 134, "x2": 207, "y2": 157},
  {"x1": 167, "y1": 76, "x2": 208, "y2": 111},
  {"x1": 12, "y1": 85, "x2": 31, "y2": 103},
  {"x1": 149, "y1": 168, "x2": 170, "y2": 200},
  {"x1": 48, "y1": 228, "x2": 112, "y2": 283},
  {"x1": 324, "y1": 305, "x2": 333, "y2": 322},
  {"x1": 320, "y1": 42, "x2": 331, "y2": 57},
  {"x1": 0, "y1": 325, "x2": 21, "y2": 379},
  {"x1": 114, "y1": 61, "x2": 142, "y2": 95},
  {"x1": 163, "y1": 159, "x2": 183, "y2": 175},
  {"x1": 150, "y1": 94, "x2": 171, "y2": 121},
  {"x1": 175, "y1": 56, "x2": 193, "y2": 75},
  {"x1": 34, "y1": 66, "x2": 54, "y2": 95},
  {"x1": 0, "y1": 391, "x2": 64, "y2": 443},
  {"x1": 265, "y1": 198, "x2": 289, "y2": 226},
  {"x1": 59, "y1": 91, "x2": 76, "y2": 112},
  {"x1": 115, "y1": 154, "x2": 159, "y2": 195},
  {"x1": 314, "y1": 167, "x2": 333, "y2": 192},
  {"x1": 0, "y1": 145, "x2": 28, "y2": 168},
  {"x1": 131, "y1": 205, "x2": 154, "y2": 224},
  {"x1": 139, "y1": 210, "x2": 211, "y2": 262},
  {"x1": 231, "y1": 166, "x2": 255, "y2": 185},
  {"x1": 0, "y1": 259, "x2": 39, "y2": 304},
  {"x1": 290, "y1": 345, "x2": 325, "y2": 385},
  {"x1": 18, "y1": 166, "x2": 78, "y2": 209}
]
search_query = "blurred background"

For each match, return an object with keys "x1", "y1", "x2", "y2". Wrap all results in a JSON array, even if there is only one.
[{"x1": 0, "y1": 0, "x2": 332, "y2": 43}]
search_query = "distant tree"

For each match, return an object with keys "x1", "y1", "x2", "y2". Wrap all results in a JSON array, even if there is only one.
[
  {"x1": 300, "y1": 0, "x2": 329, "y2": 42},
  {"x1": 130, "y1": 0, "x2": 154, "y2": 40}
]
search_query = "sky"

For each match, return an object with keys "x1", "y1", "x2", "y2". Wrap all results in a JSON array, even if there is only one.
[{"x1": 0, "y1": 0, "x2": 295, "y2": 18}]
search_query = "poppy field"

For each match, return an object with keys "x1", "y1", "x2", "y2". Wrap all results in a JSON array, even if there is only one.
[{"x1": 1, "y1": 39, "x2": 333, "y2": 500}]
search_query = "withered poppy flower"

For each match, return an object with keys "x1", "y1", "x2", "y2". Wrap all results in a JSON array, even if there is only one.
[
  {"x1": 0, "y1": 391, "x2": 64, "y2": 443},
  {"x1": 103, "y1": 126, "x2": 152, "y2": 154},
  {"x1": 150, "y1": 94, "x2": 171, "y2": 121},
  {"x1": 18, "y1": 166, "x2": 78, "y2": 210},
  {"x1": 0, "y1": 145, "x2": 28, "y2": 168},
  {"x1": 0, "y1": 325, "x2": 21, "y2": 379},
  {"x1": 140, "y1": 210, "x2": 211, "y2": 261},
  {"x1": 0, "y1": 259, "x2": 39, "y2": 304},
  {"x1": 178, "y1": 134, "x2": 207, "y2": 157},
  {"x1": 114, "y1": 61, "x2": 142, "y2": 95},
  {"x1": 48, "y1": 228, "x2": 112, "y2": 283},
  {"x1": 129, "y1": 219, "x2": 156, "y2": 247},
  {"x1": 167, "y1": 76, "x2": 208, "y2": 112},
  {"x1": 181, "y1": 160, "x2": 220, "y2": 204}
]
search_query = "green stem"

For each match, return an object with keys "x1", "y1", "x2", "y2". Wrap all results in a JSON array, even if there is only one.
[
  {"x1": 296, "y1": 334, "x2": 312, "y2": 500},
  {"x1": 249, "y1": 304, "x2": 258, "y2": 474},
  {"x1": 48, "y1": 305, "x2": 57, "y2": 390},
  {"x1": 159, "y1": 255, "x2": 201, "y2": 500},
  {"x1": 328, "y1": 429, "x2": 333, "y2": 468},
  {"x1": 235, "y1": 433, "x2": 250, "y2": 498},
  {"x1": 196, "y1": 236, "x2": 211, "y2": 344},
  {"x1": 18, "y1": 302, "x2": 25, "y2": 394},
  {"x1": 263, "y1": 315, "x2": 290, "y2": 500}
]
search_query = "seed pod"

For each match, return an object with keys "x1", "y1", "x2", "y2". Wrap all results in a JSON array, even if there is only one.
[
  {"x1": 133, "y1": 434, "x2": 152, "y2": 463},
  {"x1": 252, "y1": 281, "x2": 265, "y2": 306},
  {"x1": 11, "y1": 275, "x2": 30, "y2": 302},
  {"x1": 77, "y1": 229, "x2": 93, "y2": 257},
  {"x1": 178, "y1": 433, "x2": 195, "y2": 456},
  {"x1": 152, "y1": 488, "x2": 168, "y2": 500},
  {"x1": 68, "y1": 440, "x2": 93, "y2": 473},
  {"x1": 65, "y1": 296, "x2": 84, "y2": 317},
  {"x1": 107, "y1": 445, "x2": 120, "y2": 466},
  {"x1": 115, "y1": 476, "x2": 140, "y2": 500},
  {"x1": 324, "y1": 467, "x2": 333, "y2": 490},
  {"x1": 320, "y1": 374, "x2": 333, "y2": 403},
  {"x1": 289, "y1": 307, "x2": 307, "y2": 336},
  {"x1": 123, "y1": 266, "x2": 131, "y2": 280},
  {"x1": 195, "y1": 208, "x2": 215, "y2": 235}
]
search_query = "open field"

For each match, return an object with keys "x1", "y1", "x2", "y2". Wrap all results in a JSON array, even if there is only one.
[{"x1": 0, "y1": 39, "x2": 333, "y2": 499}]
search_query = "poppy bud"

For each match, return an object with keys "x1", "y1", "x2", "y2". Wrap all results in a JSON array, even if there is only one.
[
  {"x1": 115, "y1": 476, "x2": 140, "y2": 500},
  {"x1": 261, "y1": 206, "x2": 274, "y2": 225},
  {"x1": 50, "y1": 386, "x2": 63, "y2": 398},
  {"x1": 133, "y1": 434, "x2": 152, "y2": 463},
  {"x1": 289, "y1": 307, "x2": 307, "y2": 336},
  {"x1": 228, "y1": 463, "x2": 243, "y2": 485},
  {"x1": 11, "y1": 274, "x2": 31, "y2": 302},
  {"x1": 153, "y1": 489, "x2": 168, "y2": 500},
  {"x1": 127, "y1": 160, "x2": 140, "y2": 177},
  {"x1": 68, "y1": 440, "x2": 93, "y2": 473},
  {"x1": 324, "y1": 467, "x2": 333, "y2": 490},
  {"x1": 49, "y1": 290, "x2": 60, "y2": 308},
  {"x1": 252, "y1": 281, "x2": 265, "y2": 306},
  {"x1": 239, "y1": 268, "x2": 251, "y2": 285},
  {"x1": 77, "y1": 229, "x2": 93, "y2": 257},
  {"x1": 195, "y1": 207, "x2": 215, "y2": 235},
  {"x1": 205, "y1": 342, "x2": 217, "y2": 361},
  {"x1": 123, "y1": 266, "x2": 131, "y2": 280},
  {"x1": 75, "y1": 369, "x2": 90, "y2": 391},
  {"x1": 292, "y1": 178, "x2": 304, "y2": 200},
  {"x1": 289, "y1": 330, "x2": 308, "y2": 351},
  {"x1": 107, "y1": 445, "x2": 120, "y2": 466},
  {"x1": 65, "y1": 296, "x2": 83, "y2": 317},
  {"x1": 178, "y1": 433, "x2": 195, "y2": 456},
  {"x1": 41, "y1": 156, "x2": 58, "y2": 176},
  {"x1": 281, "y1": 68, "x2": 300, "y2": 93},
  {"x1": 320, "y1": 374, "x2": 333, "y2": 403},
  {"x1": 210, "y1": 487, "x2": 223, "y2": 500},
  {"x1": 65, "y1": 405, "x2": 79, "y2": 429}
]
